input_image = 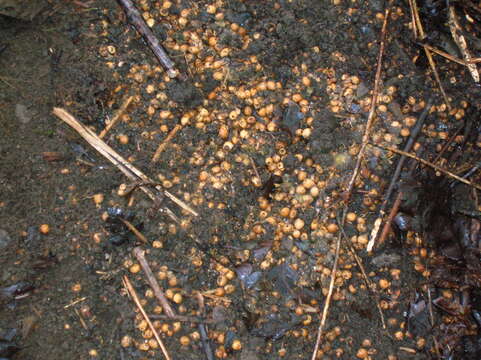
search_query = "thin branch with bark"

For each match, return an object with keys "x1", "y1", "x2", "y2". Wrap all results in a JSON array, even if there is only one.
[
  {"x1": 133, "y1": 247, "x2": 176, "y2": 318},
  {"x1": 345, "y1": 3, "x2": 392, "y2": 201},
  {"x1": 123, "y1": 275, "x2": 172, "y2": 360}
]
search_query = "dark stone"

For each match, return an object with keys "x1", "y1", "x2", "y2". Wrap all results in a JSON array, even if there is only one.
[
  {"x1": 282, "y1": 102, "x2": 303, "y2": 134},
  {"x1": 166, "y1": 80, "x2": 202, "y2": 109}
]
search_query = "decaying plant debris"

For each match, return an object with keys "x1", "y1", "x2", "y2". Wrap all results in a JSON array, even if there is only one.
[{"x1": 0, "y1": 0, "x2": 480, "y2": 359}]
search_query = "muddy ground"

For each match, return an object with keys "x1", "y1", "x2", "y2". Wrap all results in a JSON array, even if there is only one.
[{"x1": 1, "y1": 1, "x2": 480, "y2": 359}]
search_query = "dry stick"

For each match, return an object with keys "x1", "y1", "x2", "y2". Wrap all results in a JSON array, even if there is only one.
[
  {"x1": 468, "y1": 58, "x2": 481, "y2": 64},
  {"x1": 74, "y1": 308, "x2": 89, "y2": 331},
  {"x1": 377, "y1": 190, "x2": 403, "y2": 247},
  {"x1": 116, "y1": 0, "x2": 179, "y2": 79},
  {"x1": 463, "y1": 162, "x2": 481, "y2": 180},
  {"x1": 345, "y1": 3, "x2": 391, "y2": 201},
  {"x1": 123, "y1": 275, "x2": 172, "y2": 360},
  {"x1": 448, "y1": 6, "x2": 480, "y2": 83},
  {"x1": 425, "y1": 51, "x2": 450, "y2": 110},
  {"x1": 120, "y1": 218, "x2": 149, "y2": 244},
  {"x1": 133, "y1": 247, "x2": 176, "y2": 318},
  {"x1": 377, "y1": 152, "x2": 421, "y2": 247},
  {"x1": 99, "y1": 95, "x2": 134, "y2": 139},
  {"x1": 369, "y1": 143, "x2": 481, "y2": 191},
  {"x1": 420, "y1": 43, "x2": 469, "y2": 67},
  {"x1": 410, "y1": 0, "x2": 451, "y2": 110},
  {"x1": 368, "y1": 98, "x2": 433, "y2": 251},
  {"x1": 195, "y1": 292, "x2": 214, "y2": 360},
  {"x1": 164, "y1": 190, "x2": 198, "y2": 216},
  {"x1": 426, "y1": 286, "x2": 442, "y2": 360},
  {"x1": 432, "y1": 125, "x2": 463, "y2": 165},
  {"x1": 408, "y1": 0, "x2": 418, "y2": 39},
  {"x1": 311, "y1": 231, "x2": 341, "y2": 360},
  {"x1": 152, "y1": 124, "x2": 182, "y2": 162},
  {"x1": 52, "y1": 108, "x2": 198, "y2": 220},
  {"x1": 248, "y1": 155, "x2": 261, "y2": 180},
  {"x1": 149, "y1": 314, "x2": 214, "y2": 324}
]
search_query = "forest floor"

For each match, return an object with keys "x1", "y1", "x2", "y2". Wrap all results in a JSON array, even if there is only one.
[{"x1": 1, "y1": 1, "x2": 480, "y2": 359}]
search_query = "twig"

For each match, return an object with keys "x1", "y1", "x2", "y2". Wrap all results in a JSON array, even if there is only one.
[
  {"x1": 99, "y1": 95, "x2": 134, "y2": 139},
  {"x1": 345, "y1": 3, "x2": 391, "y2": 201},
  {"x1": 123, "y1": 275, "x2": 172, "y2": 360},
  {"x1": 462, "y1": 162, "x2": 481, "y2": 179},
  {"x1": 468, "y1": 58, "x2": 481, "y2": 64},
  {"x1": 432, "y1": 125, "x2": 463, "y2": 165},
  {"x1": 399, "y1": 347, "x2": 417, "y2": 354},
  {"x1": 72, "y1": 0, "x2": 94, "y2": 9},
  {"x1": 426, "y1": 285, "x2": 435, "y2": 327},
  {"x1": 410, "y1": 0, "x2": 451, "y2": 109},
  {"x1": 116, "y1": 0, "x2": 179, "y2": 78},
  {"x1": 149, "y1": 314, "x2": 214, "y2": 324},
  {"x1": 152, "y1": 124, "x2": 182, "y2": 162},
  {"x1": 426, "y1": 285, "x2": 442, "y2": 359},
  {"x1": 64, "y1": 297, "x2": 88, "y2": 309},
  {"x1": 424, "y1": 50, "x2": 450, "y2": 110},
  {"x1": 408, "y1": 0, "x2": 418, "y2": 39},
  {"x1": 132, "y1": 247, "x2": 176, "y2": 318},
  {"x1": 368, "y1": 98, "x2": 433, "y2": 251},
  {"x1": 377, "y1": 191, "x2": 403, "y2": 248},
  {"x1": 248, "y1": 156, "x2": 261, "y2": 180},
  {"x1": 420, "y1": 43, "x2": 469, "y2": 67},
  {"x1": 196, "y1": 292, "x2": 214, "y2": 360},
  {"x1": 369, "y1": 143, "x2": 481, "y2": 191},
  {"x1": 448, "y1": 6, "x2": 479, "y2": 83},
  {"x1": 164, "y1": 190, "x2": 198, "y2": 216},
  {"x1": 74, "y1": 308, "x2": 89, "y2": 331},
  {"x1": 119, "y1": 180, "x2": 198, "y2": 217},
  {"x1": 120, "y1": 218, "x2": 149, "y2": 244},
  {"x1": 311, "y1": 230, "x2": 341, "y2": 360},
  {"x1": 52, "y1": 108, "x2": 198, "y2": 220},
  {"x1": 199, "y1": 321, "x2": 214, "y2": 360}
]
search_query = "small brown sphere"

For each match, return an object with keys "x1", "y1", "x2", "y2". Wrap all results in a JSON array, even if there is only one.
[
  {"x1": 327, "y1": 223, "x2": 339, "y2": 233},
  {"x1": 217, "y1": 275, "x2": 228, "y2": 287},
  {"x1": 206, "y1": 5, "x2": 216, "y2": 14},
  {"x1": 346, "y1": 212, "x2": 357, "y2": 222},
  {"x1": 356, "y1": 348, "x2": 368, "y2": 359},
  {"x1": 39, "y1": 224, "x2": 50, "y2": 234},
  {"x1": 118, "y1": 134, "x2": 129, "y2": 144},
  {"x1": 93, "y1": 193, "x2": 104, "y2": 205},
  {"x1": 219, "y1": 124, "x2": 229, "y2": 139},
  {"x1": 165, "y1": 289, "x2": 174, "y2": 300},
  {"x1": 120, "y1": 335, "x2": 132, "y2": 347},
  {"x1": 129, "y1": 264, "x2": 141, "y2": 274},
  {"x1": 294, "y1": 218, "x2": 305, "y2": 230},
  {"x1": 379, "y1": 279, "x2": 390, "y2": 289},
  {"x1": 179, "y1": 336, "x2": 190, "y2": 346},
  {"x1": 232, "y1": 339, "x2": 242, "y2": 351},
  {"x1": 173, "y1": 293, "x2": 183, "y2": 304}
]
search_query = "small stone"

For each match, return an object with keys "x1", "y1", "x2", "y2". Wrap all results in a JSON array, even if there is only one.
[
  {"x1": 0, "y1": 229, "x2": 12, "y2": 249},
  {"x1": 282, "y1": 102, "x2": 304, "y2": 134},
  {"x1": 15, "y1": 103, "x2": 34, "y2": 124}
]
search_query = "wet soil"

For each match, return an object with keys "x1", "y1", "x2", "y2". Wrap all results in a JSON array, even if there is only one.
[{"x1": 1, "y1": 1, "x2": 480, "y2": 360}]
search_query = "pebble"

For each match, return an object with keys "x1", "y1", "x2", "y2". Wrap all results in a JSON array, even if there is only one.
[
  {"x1": 25, "y1": 226, "x2": 41, "y2": 250},
  {"x1": 0, "y1": 229, "x2": 12, "y2": 249},
  {"x1": 15, "y1": 103, "x2": 34, "y2": 124},
  {"x1": 282, "y1": 102, "x2": 304, "y2": 133}
]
